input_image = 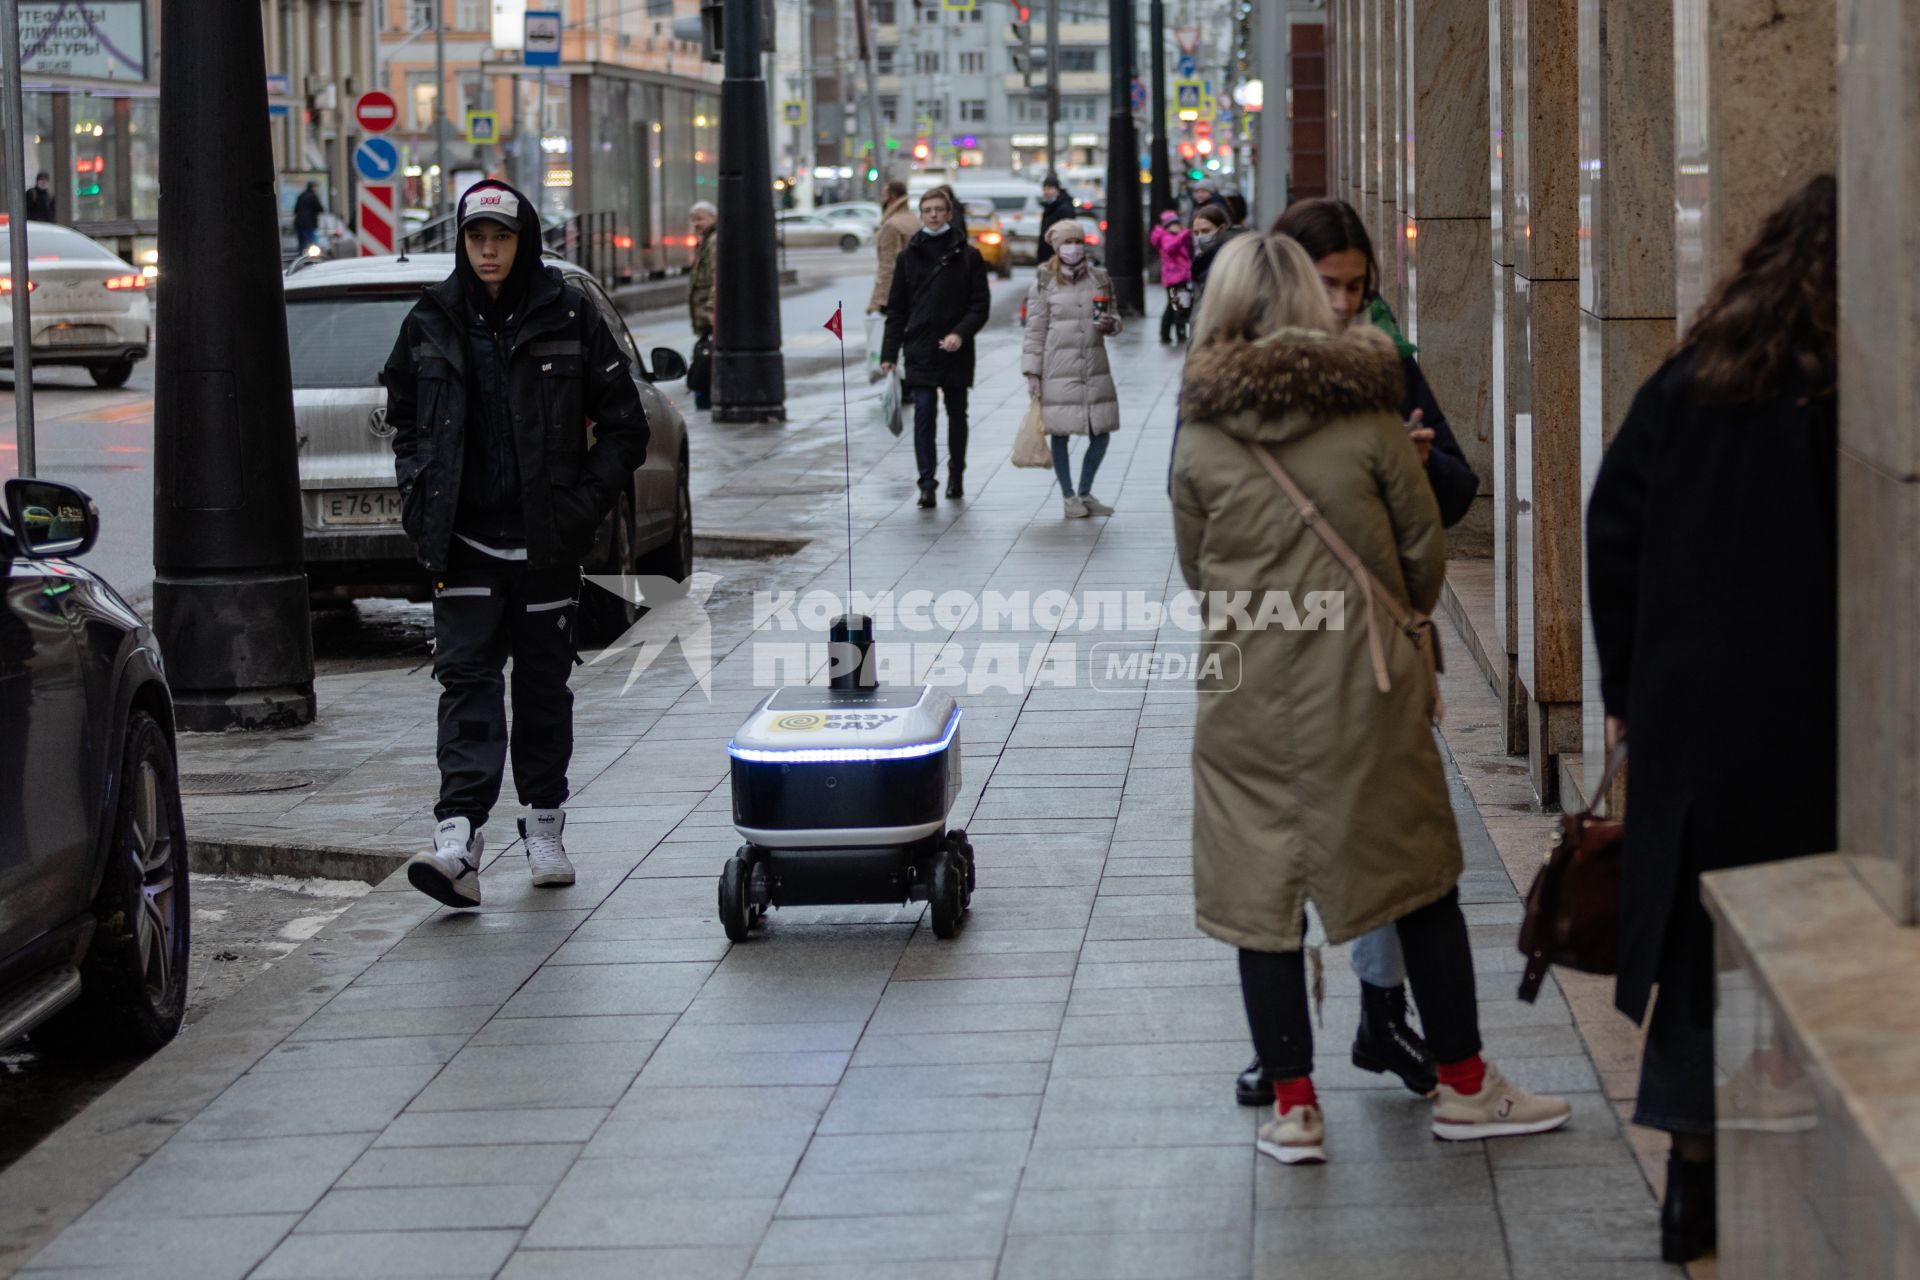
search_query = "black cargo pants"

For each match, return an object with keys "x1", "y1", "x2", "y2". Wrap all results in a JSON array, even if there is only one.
[{"x1": 431, "y1": 540, "x2": 580, "y2": 828}]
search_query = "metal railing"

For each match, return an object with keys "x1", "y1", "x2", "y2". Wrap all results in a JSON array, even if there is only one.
[{"x1": 398, "y1": 209, "x2": 646, "y2": 291}]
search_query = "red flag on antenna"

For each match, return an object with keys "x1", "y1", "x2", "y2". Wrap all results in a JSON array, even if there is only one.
[{"x1": 823, "y1": 305, "x2": 843, "y2": 340}]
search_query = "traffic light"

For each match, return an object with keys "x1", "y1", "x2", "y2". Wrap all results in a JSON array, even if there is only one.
[
  {"x1": 1010, "y1": 4, "x2": 1033, "y2": 80},
  {"x1": 913, "y1": 140, "x2": 930, "y2": 161},
  {"x1": 1187, "y1": 167, "x2": 1204, "y2": 181},
  {"x1": 867, "y1": 166, "x2": 880, "y2": 181},
  {"x1": 1177, "y1": 142, "x2": 1196, "y2": 161}
]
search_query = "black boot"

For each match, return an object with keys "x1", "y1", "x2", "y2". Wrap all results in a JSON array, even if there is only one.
[
  {"x1": 1351, "y1": 981, "x2": 1437, "y2": 1096},
  {"x1": 916, "y1": 487, "x2": 937, "y2": 509},
  {"x1": 1234, "y1": 1055, "x2": 1269, "y2": 1107},
  {"x1": 945, "y1": 473, "x2": 964, "y2": 499},
  {"x1": 1660, "y1": 1153, "x2": 1717, "y2": 1263}
]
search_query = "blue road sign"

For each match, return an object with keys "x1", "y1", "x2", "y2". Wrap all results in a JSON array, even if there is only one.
[
  {"x1": 1130, "y1": 78, "x2": 1146, "y2": 113},
  {"x1": 1176, "y1": 53, "x2": 1196, "y2": 78},
  {"x1": 354, "y1": 137, "x2": 401, "y2": 183},
  {"x1": 524, "y1": 10, "x2": 562, "y2": 66}
]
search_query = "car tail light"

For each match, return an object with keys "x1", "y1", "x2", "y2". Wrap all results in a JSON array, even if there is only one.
[
  {"x1": 1086, "y1": 233, "x2": 1102, "y2": 246},
  {"x1": 1099, "y1": 219, "x2": 1108, "y2": 231},
  {"x1": 104, "y1": 273, "x2": 146, "y2": 290},
  {"x1": 613, "y1": 234, "x2": 634, "y2": 249},
  {"x1": 981, "y1": 231, "x2": 1002, "y2": 246},
  {"x1": 0, "y1": 277, "x2": 34, "y2": 293}
]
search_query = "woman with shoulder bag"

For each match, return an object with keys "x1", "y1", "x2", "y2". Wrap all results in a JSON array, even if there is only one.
[
  {"x1": 1171, "y1": 232, "x2": 1570, "y2": 1166},
  {"x1": 1023, "y1": 220, "x2": 1121, "y2": 518},
  {"x1": 1586, "y1": 174, "x2": 1838, "y2": 1265}
]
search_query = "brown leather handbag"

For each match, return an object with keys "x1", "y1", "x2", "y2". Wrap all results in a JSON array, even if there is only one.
[{"x1": 1516, "y1": 745, "x2": 1626, "y2": 1002}]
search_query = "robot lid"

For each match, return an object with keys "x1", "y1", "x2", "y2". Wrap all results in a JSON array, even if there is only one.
[{"x1": 727, "y1": 684, "x2": 960, "y2": 763}]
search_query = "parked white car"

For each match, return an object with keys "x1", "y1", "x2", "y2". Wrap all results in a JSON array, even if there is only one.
[
  {"x1": 816, "y1": 202, "x2": 884, "y2": 227},
  {"x1": 0, "y1": 221, "x2": 151, "y2": 388}
]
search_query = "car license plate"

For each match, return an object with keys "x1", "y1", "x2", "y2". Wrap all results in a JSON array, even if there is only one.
[
  {"x1": 319, "y1": 489, "x2": 403, "y2": 526},
  {"x1": 46, "y1": 326, "x2": 106, "y2": 345}
]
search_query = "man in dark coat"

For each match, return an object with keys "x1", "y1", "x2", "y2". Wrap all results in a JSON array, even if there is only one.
[
  {"x1": 24, "y1": 173, "x2": 54, "y2": 223},
  {"x1": 1035, "y1": 173, "x2": 1075, "y2": 267},
  {"x1": 878, "y1": 185, "x2": 990, "y2": 506},
  {"x1": 293, "y1": 181, "x2": 323, "y2": 253},
  {"x1": 381, "y1": 178, "x2": 651, "y2": 909}
]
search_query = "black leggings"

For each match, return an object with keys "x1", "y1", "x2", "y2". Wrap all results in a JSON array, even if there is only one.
[{"x1": 1238, "y1": 889, "x2": 1482, "y2": 1080}]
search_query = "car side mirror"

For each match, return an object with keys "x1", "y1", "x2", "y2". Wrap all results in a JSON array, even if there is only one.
[
  {"x1": 649, "y1": 346, "x2": 689, "y2": 383},
  {"x1": 5, "y1": 478, "x2": 99, "y2": 559}
]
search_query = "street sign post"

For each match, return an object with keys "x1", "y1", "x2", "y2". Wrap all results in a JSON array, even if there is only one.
[
  {"x1": 358, "y1": 182, "x2": 398, "y2": 256},
  {"x1": 353, "y1": 136, "x2": 401, "y2": 183},
  {"x1": 524, "y1": 10, "x2": 561, "y2": 66},
  {"x1": 1173, "y1": 78, "x2": 1203, "y2": 116},
  {"x1": 781, "y1": 99, "x2": 806, "y2": 126},
  {"x1": 354, "y1": 90, "x2": 398, "y2": 134},
  {"x1": 466, "y1": 110, "x2": 499, "y2": 143}
]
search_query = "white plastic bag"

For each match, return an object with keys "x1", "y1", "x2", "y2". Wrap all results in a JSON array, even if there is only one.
[
  {"x1": 880, "y1": 368, "x2": 904, "y2": 437},
  {"x1": 1011, "y1": 398, "x2": 1051, "y2": 468},
  {"x1": 865, "y1": 313, "x2": 885, "y2": 384}
]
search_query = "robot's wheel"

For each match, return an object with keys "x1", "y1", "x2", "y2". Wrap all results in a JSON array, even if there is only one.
[
  {"x1": 719, "y1": 857, "x2": 752, "y2": 943},
  {"x1": 946, "y1": 828, "x2": 976, "y2": 898},
  {"x1": 928, "y1": 846, "x2": 967, "y2": 939},
  {"x1": 747, "y1": 859, "x2": 771, "y2": 930}
]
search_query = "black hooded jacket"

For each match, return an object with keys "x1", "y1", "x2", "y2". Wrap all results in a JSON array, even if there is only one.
[
  {"x1": 880, "y1": 228, "x2": 991, "y2": 390},
  {"x1": 381, "y1": 179, "x2": 651, "y2": 572},
  {"x1": 1036, "y1": 191, "x2": 1075, "y2": 265}
]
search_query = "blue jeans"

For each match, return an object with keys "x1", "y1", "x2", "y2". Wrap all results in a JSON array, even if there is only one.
[
  {"x1": 1050, "y1": 432, "x2": 1110, "y2": 497},
  {"x1": 1351, "y1": 923, "x2": 1407, "y2": 987},
  {"x1": 911, "y1": 385, "x2": 968, "y2": 491}
]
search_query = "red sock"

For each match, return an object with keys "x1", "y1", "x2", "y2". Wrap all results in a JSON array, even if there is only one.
[
  {"x1": 1436, "y1": 1054, "x2": 1486, "y2": 1096},
  {"x1": 1272, "y1": 1076, "x2": 1318, "y2": 1114}
]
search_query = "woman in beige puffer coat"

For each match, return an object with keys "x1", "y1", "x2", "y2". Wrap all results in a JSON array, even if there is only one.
[{"x1": 1022, "y1": 219, "x2": 1121, "y2": 518}]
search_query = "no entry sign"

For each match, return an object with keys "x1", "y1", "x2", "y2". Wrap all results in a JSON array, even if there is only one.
[{"x1": 354, "y1": 90, "x2": 399, "y2": 135}]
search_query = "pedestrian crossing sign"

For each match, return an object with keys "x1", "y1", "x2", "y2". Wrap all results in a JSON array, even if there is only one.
[
  {"x1": 941, "y1": 0, "x2": 976, "y2": 9},
  {"x1": 1174, "y1": 78, "x2": 1204, "y2": 119},
  {"x1": 465, "y1": 111, "x2": 499, "y2": 144},
  {"x1": 782, "y1": 100, "x2": 806, "y2": 126}
]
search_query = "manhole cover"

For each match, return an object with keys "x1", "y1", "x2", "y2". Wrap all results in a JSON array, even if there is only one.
[{"x1": 180, "y1": 772, "x2": 319, "y2": 796}]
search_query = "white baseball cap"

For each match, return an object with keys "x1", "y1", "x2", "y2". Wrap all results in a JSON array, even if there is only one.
[{"x1": 460, "y1": 186, "x2": 521, "y2": 230}]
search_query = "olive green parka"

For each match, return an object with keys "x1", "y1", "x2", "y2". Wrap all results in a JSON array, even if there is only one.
[{"x1": 1171, "y1": 324, "x2": 1461, "y2": 951}]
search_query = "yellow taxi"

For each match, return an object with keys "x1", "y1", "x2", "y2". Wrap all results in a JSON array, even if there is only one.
[{"x1": 963, "y1": 199, "x2": 1015, "y2": 279}]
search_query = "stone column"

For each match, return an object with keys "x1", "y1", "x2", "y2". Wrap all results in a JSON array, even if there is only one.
[
  {"x1": 1403, "y1": 0, "x2": 1491, "y2": 554},
  {"x1": 1674, "y1": 0, "x2": 1837, "y2": 320},
  {"x1": 1575, "y1": 0, "x2": 1674, "y2": 794},
  {"x1": 1360, "y1": 0, "x2": 1383, "y2": 257},
  {"x1": 1836, "y1": 0, "x2": 1913, "y2": 924},
  {"x1": 1488, "y1": 0, "x2": 1526, "y2": 752},
  {"x1": 1342, "y1": 0, "x2": 1365, "y2": 209},
  {"x1": 1509, "y1": 0, "x2": 1581, "y2": 800},
  {"x1": 1375, "y1": 0, "x2": 1405, "y2": 316}
]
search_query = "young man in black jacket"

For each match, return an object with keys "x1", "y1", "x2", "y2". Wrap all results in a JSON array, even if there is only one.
[
  {"x1": 382, "y1": 179, "x2": 651, "y2": 908},
  {"x1": 878, "y1": 185, "x2": 990, "y2": 506}
]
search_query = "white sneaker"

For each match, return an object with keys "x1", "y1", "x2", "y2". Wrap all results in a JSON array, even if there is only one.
[
  {"x1": 1431, "y1": 1061, "x2": 1572, "y2": 1140},
  {"x1": 1256, "y1": 1103, "x2": 1327, "y2": 1165},
  {"x1": 407, "y1": 817, "x2": 484, "y2": 908},
  {"x1": 1063, "y1": 494, "x2": 1089, "y2": 518},
  {"x1": 521, "y1": 809, "x2": 576, "y2": 887},
  {"x1": 1080, "y1": 494, "x2": 1114, "y2": 516}
]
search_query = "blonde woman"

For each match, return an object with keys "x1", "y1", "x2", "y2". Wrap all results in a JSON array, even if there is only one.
[
  {"x1": 1022, "y1": 219, "x2": 1120, "y2": 518},
  {"x1": 1172, "y1": 233, "x2": 1570, "y2": 1165}
]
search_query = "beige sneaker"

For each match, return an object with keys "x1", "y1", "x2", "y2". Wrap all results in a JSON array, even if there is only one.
[
  {"x1": 1431, "y1": 1062, "x2": 1571, "y2": 1140},
  {"x1": 1063, "y1": 495, "x2": 1089, "y2": 518},
  {"x1": 1256, "y1": 1104, "x2": 1327, "y2": 1165},
  {"x1": 1717, "y1": 1054, "x2": 1816, "y2": 1133},
  {"x1": 1079, "y1": 493, "x2": 1114, "y2": 516}
]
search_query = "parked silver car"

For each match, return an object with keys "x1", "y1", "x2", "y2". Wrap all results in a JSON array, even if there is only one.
[
  {"x1": 282, "y1": 254, "x2": 694, "y2": 642},
  {"x1": 775, "y1": 212, "x2": 872, "y2": 252}
]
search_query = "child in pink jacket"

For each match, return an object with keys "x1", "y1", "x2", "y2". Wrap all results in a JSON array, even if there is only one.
[{"x1": 1151, "y1": 210, "x2": 1194, "y2": 342}]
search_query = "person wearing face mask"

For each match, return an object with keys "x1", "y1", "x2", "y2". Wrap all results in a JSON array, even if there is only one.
[
  {"x1": 1023, "y1": 220, "x2": 1122, "y2": 517},
  {"x1": 1187, "y1": 204, "x2": 1246, "y2": 319},
  {"x1": 880, "y1": 185, "x2": 991, "y2": 507},
  {"x1": 1210, "y1": 197, "x2": 1482, "y2": 1111}
]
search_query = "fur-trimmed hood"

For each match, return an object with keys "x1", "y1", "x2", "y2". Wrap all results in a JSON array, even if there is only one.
[{"x1": 1179, "y1": 325, "x2": 1404, "y2": 442}]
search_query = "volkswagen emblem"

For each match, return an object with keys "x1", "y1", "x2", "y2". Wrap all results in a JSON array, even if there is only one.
[{"x1": 368, "y1": 406, "x2": 394, "y2": 438}]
